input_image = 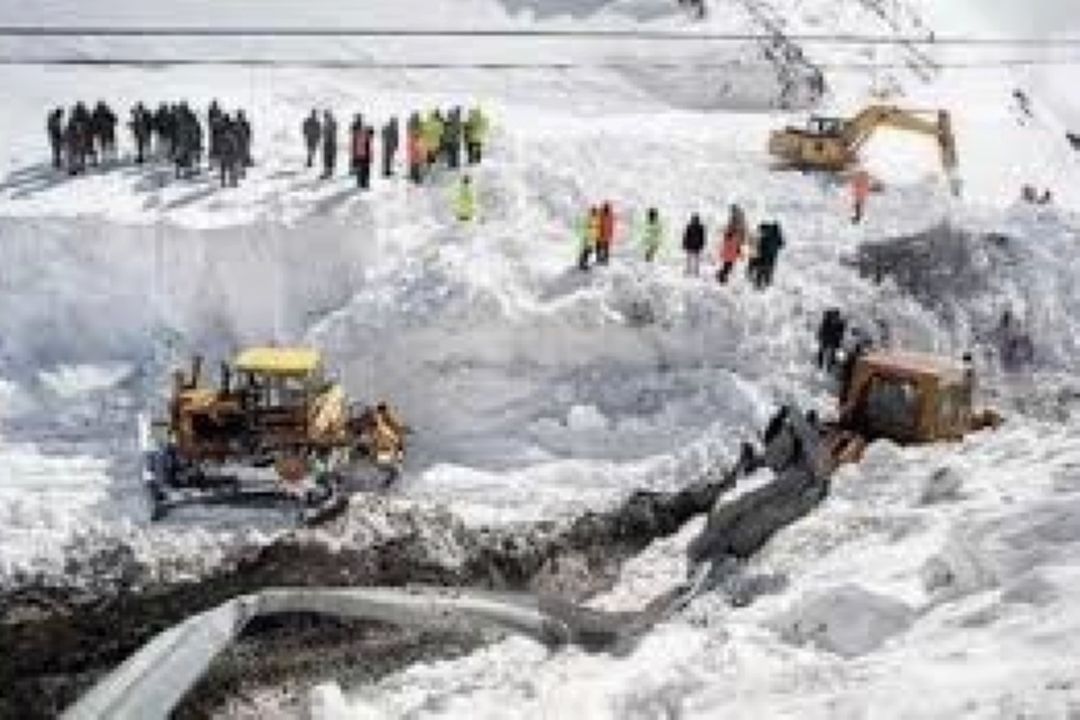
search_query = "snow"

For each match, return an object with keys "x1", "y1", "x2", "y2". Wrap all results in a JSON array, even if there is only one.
[{"x1": 3, "y1": 0, "x2": 1080, "y2": 715}]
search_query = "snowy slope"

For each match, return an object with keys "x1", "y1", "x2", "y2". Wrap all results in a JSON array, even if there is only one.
[
  {"x1": 2, "y1": 0, "x2": 1080, "y2": 716},
  {"x1": 332, "y1": 422, "x2": 1080, "y2": 719}
]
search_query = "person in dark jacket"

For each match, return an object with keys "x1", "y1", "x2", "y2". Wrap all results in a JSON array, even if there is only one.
[
  {"x1": 321, "y1": 110, "x2": 337, "y2": 179},
  {"x1": 755, "y1": 220, "x2": 785, "y2": 288},
  {"x1": 154, "y1": 103, "x2": 174, "y2": 159},
  {"x1": 66, "y1": 102, "x2": 92, "y2": 175},
  {"x1": 682, "y1": 213, "x2": 706, "y2": 276},
  {"x1": 207, "y1": 100, "x2": 223, "y2": 167},
  {"x1": 174, "y1": 103, "x2": 200, "y2": 179},
  {"x1": 302, "y1": 110, "x2": 321, "y2": 168},
  {"x1": 47, "y1": 108, "x2": 64, "y2": 169},
  {"x1": 235, "y1": 110, "x2": 252, "y2": 171},
  {"x1": 445, "y1": 107, "x2": 462, "y2": 170},
  {"x1": 381, "y1": 117, "x2": 399, "y2": 178},
  {"x1": 816, "y1": 308, "x2": 846, "y2": 371},
  {"x1": 130, "y1": 103, "x2": 151, "y2": 165},
  {"x1": 91, "y1": 101, "x2": 117, "y2": 164},
  {"x1": 218, "y1": 116, "x2": 241, "y2": 188}
]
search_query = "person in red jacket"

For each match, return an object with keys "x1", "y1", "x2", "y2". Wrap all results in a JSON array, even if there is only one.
[
  {"x1": 852, "y1": 169, "x2": 871, "y2": 224},
  {"x1": 717, "y1": 203, "x2": 746, "y2": 284},
  {"x1": 351, "y1": 119, "x2": 373, "y2": 190},
  {"x1": 597, "y1": 202, "x2": 615, "y2": 265}
]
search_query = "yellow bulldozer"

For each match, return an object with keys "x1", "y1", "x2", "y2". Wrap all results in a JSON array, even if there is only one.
[
  {"x1": 823, "y1": 349, "x2": 1001, "y2": 470},
  {"x1": 141, "y1": 347, "x2": 408, "y2": 523},
  {"x1": 768, "y1": 105, "x2": 960, "y2": 193}
]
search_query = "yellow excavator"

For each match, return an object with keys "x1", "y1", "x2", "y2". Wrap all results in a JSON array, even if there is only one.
[{"x1": 768, "y1": 105, "x2": 960, "y2": 193}]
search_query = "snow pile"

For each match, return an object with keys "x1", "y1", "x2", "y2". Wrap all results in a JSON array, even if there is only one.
[{"x1": 768, "y1": 584, "x2": 916, "y2": 658}]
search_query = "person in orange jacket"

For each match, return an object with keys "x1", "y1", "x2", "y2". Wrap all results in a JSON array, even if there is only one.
[
  {"x1": 597, "y1": 202, "x2": 615, "y2": 265},
  {"x1": 852, "y1": 169, "x2": 871, "y2": 224},
  {"x1": 717, "y1": 203, "x2": 746, "y2": 284},
  {"x1": 407, "y1": 113, "x2": 424, "y2": 184}
]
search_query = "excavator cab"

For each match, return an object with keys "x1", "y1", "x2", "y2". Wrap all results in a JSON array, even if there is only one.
[{"x1": 806, "y1": 116, "x2": 846, "y2": 137}]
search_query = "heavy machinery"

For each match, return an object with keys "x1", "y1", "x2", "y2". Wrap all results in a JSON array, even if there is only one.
[
  {"x1": 687, "y1": 348, "x2": 1002, "y2": 567},
  {"x1": 768, "y1": 105, "x2": 959, "y2": 191},
  {"x1": 142, "y1": 347, "x2": 407, "y2": 523},
  {"x1": 822, "y1": 349, "x2": 1001, "y2": 470},
  {"x1": 74, "y1": 348, "x2": 1005, "y2": 718}
]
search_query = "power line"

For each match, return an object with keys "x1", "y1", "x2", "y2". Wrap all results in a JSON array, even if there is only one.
[
  {"x1": 0, "y1": 26, "x2": 1076, "y2": 47},
  {"x1": 1, "y1": 57, "x2": 1077, "y2": 70}
]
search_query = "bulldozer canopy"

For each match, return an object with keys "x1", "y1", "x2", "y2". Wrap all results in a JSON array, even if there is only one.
[
  {"x1": 860, "y1": 350, "x2": 967, "y2": 386},
  {"x1": 234, "y1": 347, "x2": 322, "y2": 377}
]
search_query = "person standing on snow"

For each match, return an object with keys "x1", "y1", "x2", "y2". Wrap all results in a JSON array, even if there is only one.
[
  {"x1": 578, "y1": 206, "x2": 601, "y2": 271},
  {"x1": 816, "y1": 308, "x2": 847, "y2": 371},
  {"x1": 755, "y1": 220, "x2": 785, "y2": 289},
  {"x1": 235, "y1": 110, "x2": 253, "y2": 171},
  {"x1": 65, "y1": 102, "x2": 92, "y2": 176},
  {"x1": 407, "y1": 114, "x2": 424, "y2": 184},
  {"x1": 445, "y1": 107, "x2": 463, "y2": 170},
  {"x1": 716, "y1": 203, "x2": 746, "y2": 284},
  {"x1": 351, "y1": 120, "x2": 374, "y2": 190},
  {"x1": 321, "y1": 110, "x2": 338, "y2": 178},
  {"x1": 91, "y1": 101, "x2": 117, "y2": 164},
  {"x1": 129, "y1": 103, "x2": 151, "y2": 165},
  {"x1": 207, "y1": 100, "x2": 223, "y2": 168},
  {"x1": 381, "y1": 117, "x2": 399, "y2": 178},
  {"x1": 454, "y1": 174, "x2": 476, "y2": 222},
  {"x1": 302, "y1": 110, "x2": 321, "y2": 169},
  {"x1": 47, "y1": 108, "x2": 64, "y2": 169},
  {"x1": 682, "y1": 213, "x2": 706, "y2": 277},
  {"x1": 641, "y1": 207, "x2": 663, "y2": 262},
  {"x1": 218, "y1": 115, "x2": 241, "y2": 188},
  {"x1": 851, "y1": 168, "x2": 871, "y2": 224},
  {"x1": 465, "y1": 106, "x2": 489, "y2": 165},
  {"x1": 423, "y1": 111, "x2": 444, "y2": 167},
  {"x1": 597, "y1": 202, "x2": 615, "y2": 265}
]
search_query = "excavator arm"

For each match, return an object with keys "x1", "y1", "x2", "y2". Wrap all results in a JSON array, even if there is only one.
[{"x1": 844, "y1": 106, "x2": 960, "y2": 190}]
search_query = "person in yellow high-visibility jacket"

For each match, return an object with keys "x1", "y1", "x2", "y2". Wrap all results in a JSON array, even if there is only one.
[
  {"x1": 578, "y1": 206, "x2": 601, "y2": 271},
  {"x1": 641, "y1": 207, "x2": 664, "y2": 262},
  {"x1": 454, "y1": 174, "x2": 476, "y2": 222},
  {"x1": 464, "y1": 106, "x2": 490, "y2": 165},
  {"x1": 423, "y1": 111, "x2": 444, "y2": 166}
]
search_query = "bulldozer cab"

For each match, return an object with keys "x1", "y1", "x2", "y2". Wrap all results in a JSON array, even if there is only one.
[
  {"x1": 840, "y1": 351, "x2": 975, "y2": 444},
  {"x1": 170, "y1": 347, "x2": 340, "y2": 453},
  {"x1": 234, "y1": 347, "x2": 328, "y2": 397}
]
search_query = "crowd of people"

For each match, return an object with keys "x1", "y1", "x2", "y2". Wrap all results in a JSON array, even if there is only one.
[
  {"x1": 47, "y1": 100, "x2": 254, "y2": 186},
  {"x1": 46, "y1": 102, "x2": 119, "y2": 175},
  {"x1": 575, "y1": 202, "x2": 786, "y2": 290},
  {"x1": 44, "y1": 99, "x2": 491, "y2": 208},
  {"x1": 300, "y1": 105, "x2": 490, "y2": 190},
  {"x1": 128, "y1": 100, "x2": 253, "y2": 185}
]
